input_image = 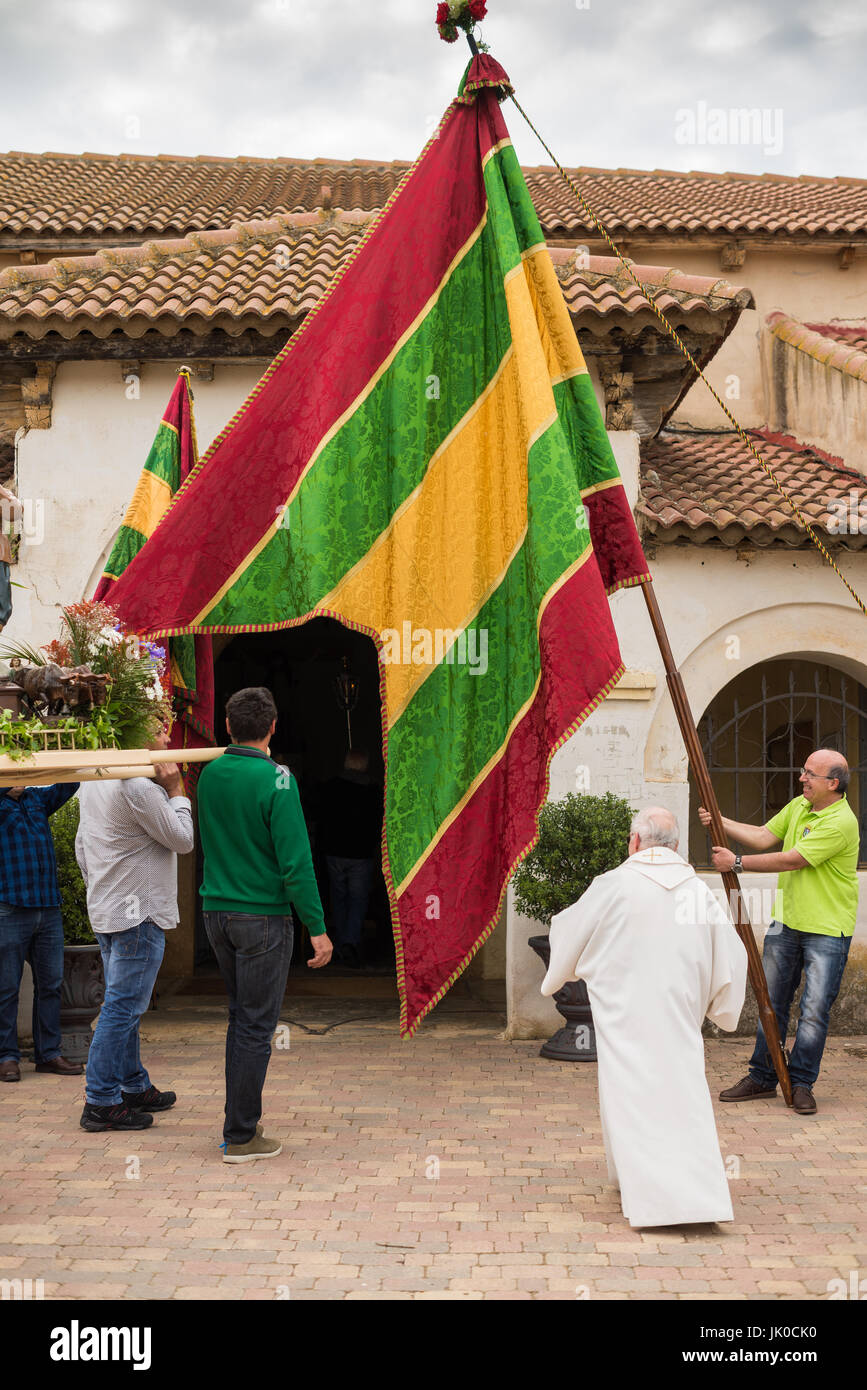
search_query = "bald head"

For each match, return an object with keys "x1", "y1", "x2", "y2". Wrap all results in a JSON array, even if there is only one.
[
  {"x1": 629, "y1": 806, "x2": 679, "y2": 854},
  {"x1": 801, "y1": 749, "x2": 849, "y2": 805}
]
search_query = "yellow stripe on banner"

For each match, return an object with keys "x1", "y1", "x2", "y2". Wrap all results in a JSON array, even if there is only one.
[
  {"x1": 581, "y1": 476, "x2": 625, "y2": 499},
  {"x1": 521, "y1": 245, "x2": 588, "y2": 383},
  {"x1": 121, "y1": 468, "x2": 173, "y2": 541},
  {"x1": 481, "y1": 136, "x2": 514, "y2": 173},
  {"x1": 324, "y1": 267, "x2": 557, "y2": 727},
  {"x1": 191, "y1": 213, "x2": 490, "y2": 627}
]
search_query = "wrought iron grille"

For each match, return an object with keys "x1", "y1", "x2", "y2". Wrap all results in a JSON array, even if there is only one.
[{"x1": 694, "y1": 661, "x2": 867, "y2": 865}]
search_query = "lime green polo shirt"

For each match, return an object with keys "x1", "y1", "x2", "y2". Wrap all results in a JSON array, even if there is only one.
[{"x1": 765, "y1": 795, "x2": 859, "y2": 937}]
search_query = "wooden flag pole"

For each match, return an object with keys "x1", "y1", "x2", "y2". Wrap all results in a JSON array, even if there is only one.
[{"x1": 641, "y1": 580, "x2": 793, "y2": 1106}]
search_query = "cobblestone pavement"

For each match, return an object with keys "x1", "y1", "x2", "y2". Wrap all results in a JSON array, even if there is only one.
[{"x1": 1, "y1": 999, "x2": 865, "y2": 1301}]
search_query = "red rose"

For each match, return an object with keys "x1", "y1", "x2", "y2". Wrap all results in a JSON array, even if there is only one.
[
  {"x1": 436, "y1": 2, "x2": 450, "y2": 23},
  {"x1": 469, "y1": 0, "x2": 487, "y2": 18}
]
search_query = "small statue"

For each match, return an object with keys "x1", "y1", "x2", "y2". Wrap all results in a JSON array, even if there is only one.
[
  {"x1": 62, "y1": 665, "x2": 109, "y2": 713},
  {"x1": 9, "y1": 661, "x2": 109, "y2": 717},
  {"x1": 10, "y1": 662, "x2": 67, "y2": 715}
]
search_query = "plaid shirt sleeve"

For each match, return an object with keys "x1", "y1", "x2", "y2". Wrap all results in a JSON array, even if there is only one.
[
  {"x1": 0, "y1": 784, "x2": 77, "y2": 908},
  {"x1": 34, "y1": 783, "x2": 79, "y2": 817}
]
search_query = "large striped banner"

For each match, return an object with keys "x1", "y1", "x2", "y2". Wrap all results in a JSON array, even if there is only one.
[{"x1": 106, "y1": 57, "x2": 650, "y2": 1035}]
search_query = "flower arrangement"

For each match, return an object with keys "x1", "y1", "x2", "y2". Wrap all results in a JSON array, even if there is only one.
[
  {"x1": 436, "y1": 0, "x2": 487, "y2": 43},
  {"x1": 0, "y1": 600, "x2": 171, "y2": 753}
]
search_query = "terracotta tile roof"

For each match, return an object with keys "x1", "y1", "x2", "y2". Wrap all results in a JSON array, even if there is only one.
[
  {"x1": 639, "y1": 429, "x2": 867, "y2": 548},
  {"x1": 2, "y1": 151, "x2": 866, "y2": 244},
  {"x1": 766, "y1": 312, "x2": 867, "y2": 382},
  {"x1": 550, "y1": 249, "x2": 753, "y2": 328},
  {"x1": 0, "y1": 218, "x2": 753, "y2": 343},
  {"x1": 0, "y1": 213, "x2": 370, "y2": 340},
  {"x1": 803, "y1": 321, "x2": 867, "y2": 354}
]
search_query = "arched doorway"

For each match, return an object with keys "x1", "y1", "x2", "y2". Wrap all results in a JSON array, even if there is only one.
[
  {"x1": 688, "y1": 657, "x2": 867, "y2": 865},
  {"x1": 195, "y1": 618, "x2": 395, "y2": 988}
]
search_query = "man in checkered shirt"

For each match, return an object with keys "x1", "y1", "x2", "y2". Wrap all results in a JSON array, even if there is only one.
[{"x1": 0, "y1": 780, "x2": 83, "y2": 1083}]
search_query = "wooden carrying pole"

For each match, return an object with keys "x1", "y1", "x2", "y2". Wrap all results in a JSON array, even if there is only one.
[
  {"x1": 0, "y1": 745, "x2": 224, "y2": 787},
  {"x1": 642, "y1": 581, "x2": 793, "y2": 1107}
]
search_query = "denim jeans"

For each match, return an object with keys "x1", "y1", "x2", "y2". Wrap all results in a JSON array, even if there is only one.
[
  {"x1": 325, "y1": 856, "x2": 374, "y2": 948},
  {"x1": 0, "y1": 902, "x2": 64, "y2": 1064},
  {"x1": 749, "y1": 921, "x2": 852, "y2": 1090},
  {"x1": 85, "y1": 919, "x2": 165, "y2": 1107},
  {"x1": 203, "y1": 912, "x2": 293, "y2": 1145}
]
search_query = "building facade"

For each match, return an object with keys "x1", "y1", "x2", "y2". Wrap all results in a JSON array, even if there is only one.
[{"x1": 1, "y1": 152, "x2": 866, "y2": 1033}]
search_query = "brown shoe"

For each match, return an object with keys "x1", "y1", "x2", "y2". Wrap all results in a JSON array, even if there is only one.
[
  {"x1": 222, "y1": 1134, "x2": 282, "y2": 1164},
  {"x1": 719, "y1": 1074, "x2": 777, "y2": 1102},
  {"x1": 792, "y1": 1085, "x2": 817, "y2": 1115},
  {"x1": 0, "y1": 1060, "x2": 20, "y2": 1082},
  {"x1": 34, "y1": 1056, "x2": 83, "y2": 1076}
]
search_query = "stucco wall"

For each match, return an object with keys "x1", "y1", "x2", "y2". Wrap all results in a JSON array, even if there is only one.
[
  {"x1": 762, "y1": 329, "x2": 867, "y2": 471},
  {"x1": 7, "y1": 359, "x2": 264, "y2": 648},
  {"x1": 619, "y1": 244, "x2": 867, "y2": 437}
]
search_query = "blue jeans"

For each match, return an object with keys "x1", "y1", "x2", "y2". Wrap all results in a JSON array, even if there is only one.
[
  {"x1": 203, "y1": 912, "x2": 293, "y2": 1145},
  {"x1": 85, "y1": 919, "x2": 165, "y2": 1106},
  {"x1": 0, "y1": 903, "x2": 64, "y2": 1064},
  {"x1": 325, "y1": 856, "x2": 374, "y2": 948},
  {"x1": 749, "y1": 921, "x2": 852, "y2": 1090}
]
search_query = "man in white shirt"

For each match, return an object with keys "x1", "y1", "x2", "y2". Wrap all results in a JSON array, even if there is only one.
[
  {"x1": 75, "y1": 728, "x2": 194, "y2": 1132},
  {"x1": 541, "y1": 807, "x2": 747, "y2": 1228}
]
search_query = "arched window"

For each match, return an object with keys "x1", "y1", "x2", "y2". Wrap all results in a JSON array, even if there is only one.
[{"x1": 689, "y1": 659, "x2": 867, "y2": 866}]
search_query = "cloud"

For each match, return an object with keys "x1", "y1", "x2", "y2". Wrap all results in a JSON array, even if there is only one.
[{"x1": 1, "y1": 0, "x2": 864, "y2": 176}]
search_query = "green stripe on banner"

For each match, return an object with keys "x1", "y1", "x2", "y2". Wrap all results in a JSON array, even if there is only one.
[
  {"x1": 101, "y1": 524, "x2": 148, "y2": 581},
  {"x1": 385, "y1": 400, "x2": 592, "y2": 886},
  {"x1": 145, "y1": 426, "x2": 182, "y2": 490},
  {"x1": 204, "y1": 219, "x2": 514, "y2": 629},
  {"x1": 558, "y1": 371, "x2": 624, "y2": 491},
  {"x1": 482, "y1": 143, "x2": 546, "y2": 273}
]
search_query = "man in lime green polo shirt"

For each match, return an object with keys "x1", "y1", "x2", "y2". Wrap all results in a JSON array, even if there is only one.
[
  {"x1": 198, "y1": 686, "x2": 332, "y2": 1163},
  {"x1": 699, "y1": 749, "x2": 858, "y2": 1115}
]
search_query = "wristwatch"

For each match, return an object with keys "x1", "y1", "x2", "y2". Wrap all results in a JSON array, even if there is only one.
[{"x1": 733, "y1": 855, "x2": 743, "y2": 874}]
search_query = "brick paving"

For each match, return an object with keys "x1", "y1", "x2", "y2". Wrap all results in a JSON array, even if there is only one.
[{"x1": 1, "y1": 999, "x2": 865, "y2": 1301}]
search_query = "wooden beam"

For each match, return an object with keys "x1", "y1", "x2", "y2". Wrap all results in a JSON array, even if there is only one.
[
  {"x1": 0, "y1": 328, "x2": 292, "y2": 366},
  {"x1": 20, "y1": 363, "x2": 55, "y2": 428}
]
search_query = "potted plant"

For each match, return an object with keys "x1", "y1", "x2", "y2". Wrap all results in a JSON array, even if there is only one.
[
  {"x1": 50, "y1": 795, "x2": 104, "y2": 1062},
  {"x1": 514, "y1": 791, "x2": 633, "y2": 1061}
]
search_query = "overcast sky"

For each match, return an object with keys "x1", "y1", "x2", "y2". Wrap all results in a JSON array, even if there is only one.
[{"x1": 2, "y1": 0, "x2": 865, "y2": 176}]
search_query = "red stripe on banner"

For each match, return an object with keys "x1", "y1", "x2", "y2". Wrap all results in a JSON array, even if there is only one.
[
  {"x1": 393, "y1": 558, "x2": 627, "y2": 1036},
  {"x1": 584, "y1": 483, "x2": 652, "y2": 595},
  {"x1": 107, "y1": 94, "x2": 510, "y2": 635}
]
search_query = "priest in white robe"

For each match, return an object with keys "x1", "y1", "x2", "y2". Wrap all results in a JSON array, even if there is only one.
[{"x1": 541, "y1": 806, "x2": 747, "y2": 1228}]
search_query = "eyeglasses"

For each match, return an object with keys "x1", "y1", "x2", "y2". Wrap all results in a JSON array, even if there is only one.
[{"x1": 799, "y1": 768, "x2": 832, "y2": 779}]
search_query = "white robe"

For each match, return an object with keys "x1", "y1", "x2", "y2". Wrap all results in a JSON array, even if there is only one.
[{"x1": 541, "y1": 846, "x2": 747, "y2": 1228}]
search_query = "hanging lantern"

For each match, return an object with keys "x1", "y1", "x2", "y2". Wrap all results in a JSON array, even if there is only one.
[{"x1": 333, "y1": 655, "x2": 359, "y2": 750}]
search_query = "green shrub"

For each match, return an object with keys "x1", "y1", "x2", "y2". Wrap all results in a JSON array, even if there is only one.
[
  {"x1": 513, "y1": 791, "x2": 635, "y2": 926},
  {"x1": 49, "y1": 796, "x2": 95, "y2": 944}
]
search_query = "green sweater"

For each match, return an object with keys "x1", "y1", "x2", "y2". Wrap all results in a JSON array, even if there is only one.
[{"x1": 197, "y1": 745, "x2": 326, "y2": 933}]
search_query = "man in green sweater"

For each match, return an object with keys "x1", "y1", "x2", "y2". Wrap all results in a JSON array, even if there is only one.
[{"x1": 198, "y1": 686, "x2": 331, "y2": 1162}]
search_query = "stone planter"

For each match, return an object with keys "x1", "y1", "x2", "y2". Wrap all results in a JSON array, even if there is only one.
[
  {"x1": 528, "y1": 933, "x2": 597, "y2": 1062},
  {"x1": 60, "y1": 944, "x2": 105, "y2": 1062}
]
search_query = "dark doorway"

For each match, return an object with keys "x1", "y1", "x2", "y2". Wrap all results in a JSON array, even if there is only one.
[{"x1": 195, "y1": 618, "x2": 394, "y2": 983}]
